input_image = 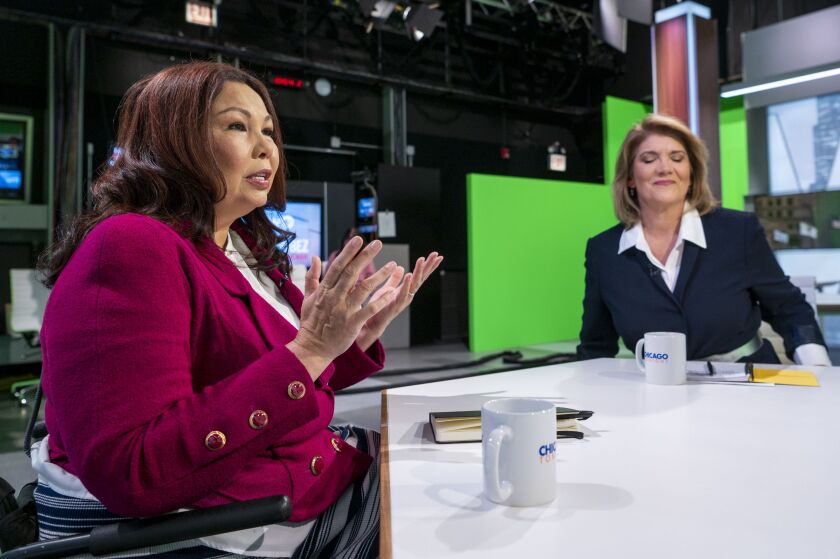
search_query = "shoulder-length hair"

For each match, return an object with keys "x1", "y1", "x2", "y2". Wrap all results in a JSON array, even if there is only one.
[
  {"x1": 611, "y1": 113, "x2": 718, "y2": 227},
  {"x1": 40, "y1": 61, "x2": 291, "y2": 287}
]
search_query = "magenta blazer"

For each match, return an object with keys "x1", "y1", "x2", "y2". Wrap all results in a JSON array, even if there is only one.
[{"x1": 40, "y1": 213, "x2": 385, "y2": 522}]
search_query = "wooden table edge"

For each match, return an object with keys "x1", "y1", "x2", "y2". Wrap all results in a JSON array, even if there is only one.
[{"x1": 380, "y1": 389, "x2": 392, "y2": 559}]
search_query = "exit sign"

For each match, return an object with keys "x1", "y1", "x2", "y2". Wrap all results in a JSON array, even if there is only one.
[
  {"x1": 185, "y1": 0, "x2": 217, "y2": 27},
  {"x1": 271, "y1": 75, "x2": 304, "y2": 89},
  {"x1": 549, "y1": 153, "x2": 567, "y2": 172}
]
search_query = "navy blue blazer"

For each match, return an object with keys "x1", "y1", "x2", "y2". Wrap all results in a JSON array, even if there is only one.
[{"x1": 576, "y1": 208, "x2": 826, "y2": 362}]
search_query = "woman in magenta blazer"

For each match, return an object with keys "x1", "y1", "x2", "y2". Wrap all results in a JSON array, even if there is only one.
[{"x1": 34, "y1": 62, "x2": 442, "y2": 557}]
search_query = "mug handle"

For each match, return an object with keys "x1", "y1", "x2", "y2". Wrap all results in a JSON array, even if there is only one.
[
  {"x1": 484, "y1": 425, "x2": 513, "y2": 503},
  {"x1": 635, "y1": 338, "x2": 646, "y2": 373}
]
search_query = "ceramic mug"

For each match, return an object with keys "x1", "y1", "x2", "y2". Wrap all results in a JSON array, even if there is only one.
[
  {"x1": 634, "y1": 331, "x2": 687, "y2": 385},
  {"x1": 482, "y1": 398, "x2": 557, "y2": 507}
]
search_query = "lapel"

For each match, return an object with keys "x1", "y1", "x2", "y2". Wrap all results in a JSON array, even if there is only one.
[
  {"x1": 630, "y1": 249, "x2": 679, "y2": 307},
  {"x1": 230, "y1": 223, "x2": 301, "y2": 349},
  {"x1": 197, "y1": 228, "x2": 300, "y2": 350},
  {"x1": 673, "y1": 242, "x2": 700, "y2": 302},
  {"x1": 277, "y1": 273, "x2": 304, "y2": 314},
  {"x1": 229, "y1": 222, "x2": 300, "y2": 308},
  {"x1": 243, "y1": 283, "x2": 297, "y2": 350},
  {"x1": 195, "y1": 237, "x2": 250, "y2": 297}
]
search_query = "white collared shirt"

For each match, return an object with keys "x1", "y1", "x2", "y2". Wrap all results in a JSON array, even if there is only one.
[
  {"x1": 617, "y1": 206, "x2": 831, "y2": 366},
  {"x1": 618, "y1": 205, "x2": 707, "y2": 292},
  {"x1": 224, "y1": 231, "x2": 301, "y2": 330}
]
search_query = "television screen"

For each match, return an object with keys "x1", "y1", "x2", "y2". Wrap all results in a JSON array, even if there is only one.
[
  {"x1": 767, "y1": 91, "x2": 840, "y2": 195},
  {"x1": 0, "y1": 116, "x2": 30, "y2": 202},
  {"x1": 357, "y1": 197, "x2": 376, "y2": 219},
  {"x1": 265, "y1": 200, "x2": 323, "y2": 268}
]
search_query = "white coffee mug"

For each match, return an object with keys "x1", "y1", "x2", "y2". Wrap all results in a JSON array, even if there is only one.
[
  {"x1": 482, "y1": 398, "x2": 557, "y2": 507},
  {"x1": 634, "y1": 331, "x2": 687, "y2": 385}
]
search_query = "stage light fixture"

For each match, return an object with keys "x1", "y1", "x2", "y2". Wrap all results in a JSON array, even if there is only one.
[
  {"x1": 314, "y1": 78, "x2": 333, "y2": 97},
  {"x1": 359, "y1": 0, "x2": 397, "y2": 20},
  {"x1": 404, "y1": 3, "x2": 443, "y2": 41},
  {"x1": 720, "y1": 65, "x2": 840, "y2": 98},
  {"x1": 594, "y1": 0, "x2": 627, "y2": 53}
]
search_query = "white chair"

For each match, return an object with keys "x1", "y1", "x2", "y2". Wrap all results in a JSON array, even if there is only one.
[
  {"x1": 759, "y1": 276, "x2": 818, "y2": 364},
  {"x1": 8, "y1": 268, "x2": 49, "y2": 338},
  {"x1": 7, "y1": 269, "x2": 49, "y2": 405}
]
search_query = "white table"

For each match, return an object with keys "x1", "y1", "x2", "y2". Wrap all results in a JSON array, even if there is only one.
[{"x1": 379, "y1": 358, "x2": 840, "y2": 558}]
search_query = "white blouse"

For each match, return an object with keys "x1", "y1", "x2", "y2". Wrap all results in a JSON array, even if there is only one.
[{"x1": 225, "y1": 231, "x2": 300, "y2": 330}]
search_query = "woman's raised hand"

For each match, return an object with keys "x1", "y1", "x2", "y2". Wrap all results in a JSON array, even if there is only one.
[
  {"x1": 355, "y1": 251, "x2": 444, "y2": 352},
  {"x1": 286, "y1": 237, "x2": 403, "y2": 380}
]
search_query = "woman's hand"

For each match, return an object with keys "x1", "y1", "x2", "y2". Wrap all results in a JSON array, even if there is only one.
[
  {"x1": 355, "y1": 252, "x2": 444, "y2": 352},
  {"x1": 286, "y1": 237, "x2": 403, "y2": 380}
]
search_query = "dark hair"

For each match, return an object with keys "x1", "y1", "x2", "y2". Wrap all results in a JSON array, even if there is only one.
[{"x1": 40, "y1": 61, "x2": 291, "y2": 287}]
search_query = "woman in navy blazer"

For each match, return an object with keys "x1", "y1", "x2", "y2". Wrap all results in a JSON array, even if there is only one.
[{"x1": 577, "y1": 114, "x2": 830, "y2": 365}]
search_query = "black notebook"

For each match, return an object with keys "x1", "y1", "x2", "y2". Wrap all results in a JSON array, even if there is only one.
[{"x1": 429, "y1": 407, "x2": 593, "y2": 444}]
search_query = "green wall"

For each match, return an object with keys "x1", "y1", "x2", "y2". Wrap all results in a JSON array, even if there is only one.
[
  {"x1": 467, "y1": 96, "x2": 750, "y2": 352},
  {"x1": 719, "y1": 97, "x2": 748, "y2": 210},
  {"x1": 467, "y1": 175, "x2": 615, "y2": 352},
  {"x1": 602, "y1": 96, "x2": 651, "y2": 186}
]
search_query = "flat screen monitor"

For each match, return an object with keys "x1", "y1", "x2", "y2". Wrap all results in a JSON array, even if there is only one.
[
  {"x1": 356, "y1": 196, "x2": 378, "y2": 241},
  {"x1": 0, "y1": 113, "x2": 33, "y2": 203},
  {"x1": 264, "y1": 200, "x2": 323, "y2": 268},
  {"x1": 767, "y1": 91, "x2": 840, "y2": 195},
  {"x1": 357, "y1": 196, "x2": 376, "y2": 219}
]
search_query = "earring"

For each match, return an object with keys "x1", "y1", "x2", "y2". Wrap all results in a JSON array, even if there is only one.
[{"x1": 628, "y1": 186, "x2": 636, "y2": 198}]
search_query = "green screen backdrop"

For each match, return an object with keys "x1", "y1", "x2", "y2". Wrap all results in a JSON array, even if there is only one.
[
  {"x1": 467, "y1": 175, "x2": 615, "y2": 352},
  {"x1": 719, "y1": 97, "x2": 748, "y2": 211}
]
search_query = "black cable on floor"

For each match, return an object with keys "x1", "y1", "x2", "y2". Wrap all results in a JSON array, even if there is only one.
[
  {"x1": 371, "y1": 350, "x2": 522, "y2": 377},
  {"x1": 502, "y1": 352, "x2": 577, "y2": 366},
  {"x1": 337, "y1": 353, "x2": 578, "y2": 395}
]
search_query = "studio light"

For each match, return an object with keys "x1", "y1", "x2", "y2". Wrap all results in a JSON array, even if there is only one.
[
  {"x1": 721, "y1": 65, "x2": 840, "y2": 98},
  {"x1": 314, "y1": 78, "x2": 333, "y2": 97},
  {"x1": 404, "y1": 3, "x2": 443, "y2": 41},
  {"x1": 594, "y1": 0, "x2": 627, "y2": 53},
  {"x1": 359, "y1": 0, "x2": 397, "y2": 20}
]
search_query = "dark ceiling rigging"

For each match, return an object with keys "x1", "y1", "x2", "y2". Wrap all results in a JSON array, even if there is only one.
[{"x1": 0, "y1": 1, "x2": 625, "y2": 115}]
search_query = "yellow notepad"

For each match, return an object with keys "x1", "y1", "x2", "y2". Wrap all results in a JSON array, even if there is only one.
[{"x1": 753, "y1": 368, "x2": 820, "y2": 387}]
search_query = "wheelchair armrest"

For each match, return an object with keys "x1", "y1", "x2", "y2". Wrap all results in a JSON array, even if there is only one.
[
  {"x1": 29, "y1": 424, "x2": 47, "y2": 441},
  {"x1": 1, "y1": 495, "x2": 292, "y2": 559}
]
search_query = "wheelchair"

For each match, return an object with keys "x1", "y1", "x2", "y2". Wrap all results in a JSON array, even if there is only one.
[{"x1": 0, "y1": 382, "x2": 292, "y2": 558}]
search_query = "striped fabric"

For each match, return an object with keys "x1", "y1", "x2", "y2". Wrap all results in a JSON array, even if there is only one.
[
  {"x1": 293, "y1": 426, "x2": 380, "y2": 559},
  {"x1": 33, "y1": 426, "x2": 380, "y2": 559},
  {"x1": 34, "y1": 484, "x2": 125, "y2": 540},
  {"x1": 34, "y1": 484, "x2": 235, "y2": 558}
]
